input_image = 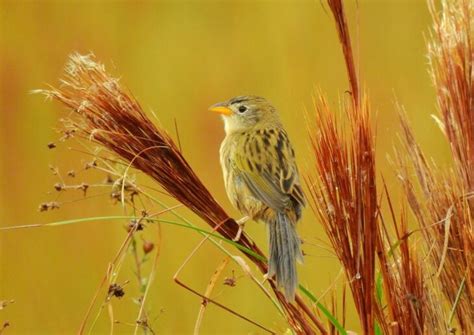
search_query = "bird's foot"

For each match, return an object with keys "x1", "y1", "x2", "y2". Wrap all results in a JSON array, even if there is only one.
[{"x1": 233, "y1": 216, "x2": 249, "y2": 241}]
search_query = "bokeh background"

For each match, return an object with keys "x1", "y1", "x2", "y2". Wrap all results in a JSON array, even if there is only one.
[{"x1": 0, "y1": 0, "x2": 450, "y2": 334}]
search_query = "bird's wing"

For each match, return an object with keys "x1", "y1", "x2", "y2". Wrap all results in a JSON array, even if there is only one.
[{"x1": 234, "y1": 128, "x2": 305, "y2": 211}]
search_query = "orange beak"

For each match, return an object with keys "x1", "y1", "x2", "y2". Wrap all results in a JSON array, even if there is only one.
[{"x1": 209, "y1": 103, "x2": 233, "y2": 116}]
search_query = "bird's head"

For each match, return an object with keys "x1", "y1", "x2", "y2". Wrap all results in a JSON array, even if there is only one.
[{"x1": 209, "y1": 96, "x2": 280, "y2": 134}]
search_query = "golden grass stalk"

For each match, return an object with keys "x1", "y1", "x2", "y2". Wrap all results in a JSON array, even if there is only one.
[
  {"x1": 37, "y1": 53, "x2": 326, "y2": 334},
  {"x1": 428, "y1": 0, "x2": 474, "y2": 191},
  {"x1": 398, "y1": 114, "x2": 473, "y2": 332},
  {"x1": 396, "y1": 0, "x2": 473, "y2": 332}
]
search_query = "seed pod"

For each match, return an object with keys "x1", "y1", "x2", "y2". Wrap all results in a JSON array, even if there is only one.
[{"x1": 143, "y1": 240, "x2": 154, "y2": 254}]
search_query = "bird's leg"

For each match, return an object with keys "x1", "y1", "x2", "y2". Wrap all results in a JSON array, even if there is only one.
[{"x1": 233, "y1": 216, "x2": 249, "y2": 241}]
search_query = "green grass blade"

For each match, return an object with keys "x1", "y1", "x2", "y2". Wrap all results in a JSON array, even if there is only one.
[
  {"x1": 375, "y1": 271, "x2": 383, "y2": 305},
  {"x1": 298, "y1": 284, "x2": 347, "y2": 335},
  {"x1": 155, "y1": 219, "x2": 265, "y2": 261},
  {"x1": 448, "y1": 277, "x2": 466, "y2": 326},
  {"x1": 0, "y1": 215, "x2": 265, "y2": 261},
  {"x1": 0, "y1": 215, "x2": 133, "y2": 230},
  {"x1": 374, "y1": 322, "x2": 382, "y2": 335}
]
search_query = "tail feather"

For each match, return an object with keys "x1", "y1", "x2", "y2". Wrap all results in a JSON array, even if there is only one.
[{"x1": 268, "y1": 212, "x2": 303, "y2": 302}]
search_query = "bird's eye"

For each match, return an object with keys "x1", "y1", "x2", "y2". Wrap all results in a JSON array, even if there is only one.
[{"x1": 238, "y1": 105, "x2": 247, "y2": 113}]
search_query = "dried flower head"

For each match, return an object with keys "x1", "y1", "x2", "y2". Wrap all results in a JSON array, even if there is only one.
[{"x1": 108, "y1": 283, "x2": 125, "y2": 299}]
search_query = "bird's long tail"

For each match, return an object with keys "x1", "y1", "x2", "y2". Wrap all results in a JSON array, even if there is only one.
[{"x1": 268, "y1": 212, "x2": 303, "y2": 302}]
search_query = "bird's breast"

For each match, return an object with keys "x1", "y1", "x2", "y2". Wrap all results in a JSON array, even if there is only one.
[
  {"x1": 219, "y1": 133, "x2": 268, "y2": 219},
  {"x1": 220, "y1": 135, "x2": 240, "y2": 206}
]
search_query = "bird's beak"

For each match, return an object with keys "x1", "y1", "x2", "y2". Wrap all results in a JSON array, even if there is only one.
[{"x1": 209, "y1": 103, "x2": 233, "y2": 116}]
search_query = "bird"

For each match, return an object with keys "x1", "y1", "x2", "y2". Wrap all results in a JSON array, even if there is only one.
[{"x1": 209, "y1": 95, "x2": 305, "y2": 302}]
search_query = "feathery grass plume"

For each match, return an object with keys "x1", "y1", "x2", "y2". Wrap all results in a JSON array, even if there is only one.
[
  {"x1": 396, "y1": 0, "x2": 473, "y2": 332},
  {"x1": 310, "y1": 1, "x2": 436, "y2": 334},
  {"x1": 428, "y1": 0, "x2": 473, "y2": 192},
  {"x1": 306, "y1": 1, "x2": 378, "y2": 334},
  {"x1": 398, "y1": 113, "x2": 473, "y2": 332},
  {"x1": 307, "y1": 93, "x2": 378, "y2": 335},
  {"x1": 36, "y1": 53, "x2": 327, "y2": 334},
  {"x1": 375, "y1": 184, "x2": 442, "y2": 334}
]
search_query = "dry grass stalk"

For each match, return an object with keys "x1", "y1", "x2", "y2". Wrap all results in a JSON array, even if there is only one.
[
  {"x1": 310, "y1": 1, "x2": 440, "y2": 334},
  {"x1": 306, "y1": 1, "x2": 377, "y2": 334},
  {"x1": 193, "y1": 257, "x2": 230, "y2": 335},
  {"x1": 37, "y1": 53, "x2": 326, "y2": 334},
  {"x1": 428, "y1": 0, "x2": 474, "y2": 191},
  {"x1": 326, "y1": 0, "x2": 359, "y2": 108},
  {"x1": 398, "y1": 114, "x2": 473, "y2": 332},
  {"x1": 307, "y1": 93, "x2": 377, "y2": 335},
  {"x1": 375, "y1": 185, "x2": 440, "y2": 334},
  {"x1": 395, "y1": 0, "x2": 473, "y2": 332}
]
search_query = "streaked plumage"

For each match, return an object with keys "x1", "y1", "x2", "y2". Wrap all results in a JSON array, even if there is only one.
[{"x1": 210, "y1": 95, "x2": 305, "y2": 301}]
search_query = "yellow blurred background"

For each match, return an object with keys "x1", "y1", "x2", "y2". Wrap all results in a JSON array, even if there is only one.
[{"x1": 0, "y1": 1, "x2": 450, "y2": 334}]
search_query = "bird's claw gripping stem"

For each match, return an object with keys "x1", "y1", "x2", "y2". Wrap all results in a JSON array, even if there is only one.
[{"x1": 233, "y1": 216, "x2": 249, "y2": 241}]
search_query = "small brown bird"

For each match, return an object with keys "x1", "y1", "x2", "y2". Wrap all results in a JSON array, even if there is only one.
[{"x1": 210, "y1": 96, "x2": 305, "y2": 301}]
